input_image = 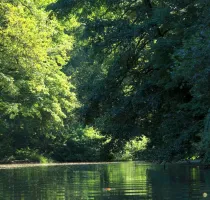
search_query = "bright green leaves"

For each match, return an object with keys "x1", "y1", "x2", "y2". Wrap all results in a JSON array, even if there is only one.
[
  {"x1": 0, "y1": 1, "x2": 77, "y2": 126},
  {"x1": 0, "y1": 0, "x2": 80, "y2": 161}
]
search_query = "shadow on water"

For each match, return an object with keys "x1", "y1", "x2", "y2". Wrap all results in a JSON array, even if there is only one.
[{"x1": 0, "y1": 162, "x2": 209, "y2": 200}]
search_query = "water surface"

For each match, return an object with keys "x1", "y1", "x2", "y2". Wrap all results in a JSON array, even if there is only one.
[{"x1": 0, "y1": 162, "x2": 209, "y2": 200}]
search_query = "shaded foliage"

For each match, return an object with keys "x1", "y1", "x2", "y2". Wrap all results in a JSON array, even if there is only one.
[{"x1": 48, "y1": 0, "x2": 210, "y2": 161}]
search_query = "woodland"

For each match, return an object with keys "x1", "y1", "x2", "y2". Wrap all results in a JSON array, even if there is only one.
[{"x1": 0, "y1": 0, "x2": 210, "y2": 163}]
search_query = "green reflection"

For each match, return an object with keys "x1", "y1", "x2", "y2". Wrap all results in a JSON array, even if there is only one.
[{"x1": 0, "y1": 162, "x2": 209, "y2": 200}]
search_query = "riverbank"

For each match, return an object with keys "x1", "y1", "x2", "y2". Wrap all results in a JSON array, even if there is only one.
[
  {"x1": 0, "y1": 159, "x2": 205, "y2": 169},
  {"x1": 158, "y1": 159, "x2": 202, "y2": 166},
  {"x1": 0, "y1": 162, "x2": 121, "y2": 169}
]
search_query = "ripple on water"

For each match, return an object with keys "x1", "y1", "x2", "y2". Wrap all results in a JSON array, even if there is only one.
[{"x1": 0, "y1": 162, "x2": 210, "y2": 200}]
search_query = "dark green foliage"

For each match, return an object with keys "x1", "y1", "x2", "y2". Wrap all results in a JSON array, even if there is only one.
[
  {"x1": 48, "y1": 124, "x2": 106, "y2": 162},
  {"x1": 1, "y1": 0, "x2": 210, "y2": 163},
  {"x1": 47, "y1": 0, "x2": 210, "y2": 162}
]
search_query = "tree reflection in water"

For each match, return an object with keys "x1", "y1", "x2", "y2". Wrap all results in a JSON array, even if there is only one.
[{"x1": 0, "y1": 162, "x2": 209, "y2": 200}]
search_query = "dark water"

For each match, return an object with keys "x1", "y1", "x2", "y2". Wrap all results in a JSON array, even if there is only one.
[{"x1": 0, "y1": 162, "x2": 209, "y2": 200}]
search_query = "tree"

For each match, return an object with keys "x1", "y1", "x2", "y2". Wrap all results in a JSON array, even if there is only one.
[
  {"x1": 49, "y1": 0, "x2": 210, "y2": 161},
  {"x1": 0, "y1": 0, "x2": 77, "y2": 159}
]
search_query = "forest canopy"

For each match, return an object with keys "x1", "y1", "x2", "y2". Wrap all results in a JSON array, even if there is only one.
[{"x1": 0, "y1": 0, "x2": 210, "y2": 163}]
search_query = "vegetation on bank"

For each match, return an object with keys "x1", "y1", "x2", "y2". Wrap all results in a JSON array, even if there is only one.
[{"x1": 0, "y1": 0, "x2": 210, "y2": 163}]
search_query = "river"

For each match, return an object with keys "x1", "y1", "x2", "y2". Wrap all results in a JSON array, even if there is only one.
[{"x1": 0, "y1": 162, "x2": 209, "y2": 199}]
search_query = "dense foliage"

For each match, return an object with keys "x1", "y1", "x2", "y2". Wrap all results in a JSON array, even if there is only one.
[{"x1": 0, "y1": 0, "x2": 210, "y2": 163}]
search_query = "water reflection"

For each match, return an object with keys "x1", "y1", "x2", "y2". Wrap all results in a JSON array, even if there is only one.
[{"x1": 0, "y1": 162, "x2": 209, "y2": 200}]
